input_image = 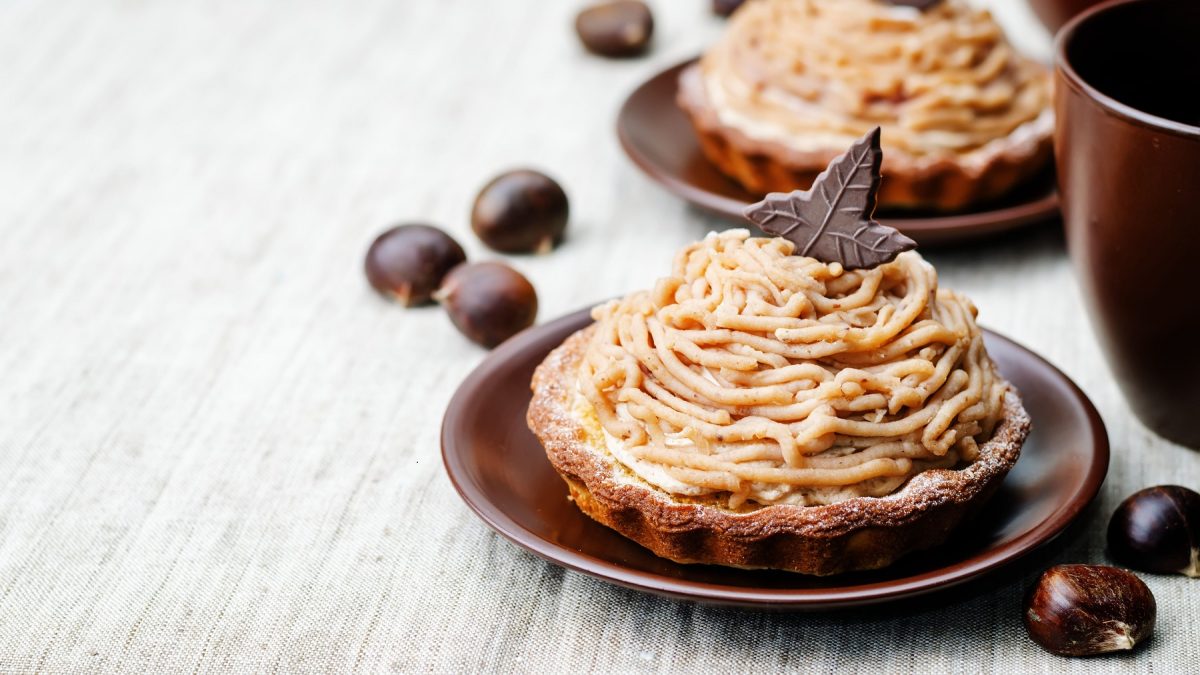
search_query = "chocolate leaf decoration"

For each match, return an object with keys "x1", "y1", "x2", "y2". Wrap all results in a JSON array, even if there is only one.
[
  {"x1": 742, "y1": 127, "x2": 916, "y2": 270},
  {"x1": 883, "y1": 0, "x2": 942, "y2": 10}
]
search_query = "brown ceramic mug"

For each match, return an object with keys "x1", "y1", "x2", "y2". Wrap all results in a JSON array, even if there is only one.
[
  {"x1": 1056, "y1": 0, "x2": 1200, "y2": 448},
  {"x1": 1028, "y1": 0, "x2": 1107, "y2": 32}
]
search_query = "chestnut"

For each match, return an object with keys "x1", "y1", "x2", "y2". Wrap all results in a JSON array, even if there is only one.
[
  {"x1": 435, "y1": 262, "x2": 537, "y2": 348},
  {"x1": 471, "y1": 169, "x2": 569, "y2": 254},
  {"x1": 1108, "y1": 485, "x2": 1200, "y2": 578},
  {"x1": 574, "y1": 1, "x2": 653, "y2": 58},
  {"x1": 1024, "y1": 564, "x2": 1155, "y2": 657},
  {"x1": 712, "y1": 0, "x2": 745, "y2": 17},
  {"x1": 364, "y1": 224, "x2": 466, "y2": 306}
]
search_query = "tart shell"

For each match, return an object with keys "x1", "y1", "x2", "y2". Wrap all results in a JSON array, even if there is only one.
[
  {"x1": 675, "y1": 64, "x2": 1054, "y2": 211},
  {"x1": 527, "y1": 325, "x2": 1032, "y2": 576}
]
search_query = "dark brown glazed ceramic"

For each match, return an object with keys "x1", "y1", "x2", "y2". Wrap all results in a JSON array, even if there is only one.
[
  {"x1": 616, "y1": 60, "x2": 1061, "y2": 246},
  {"x1": 1056, "y1": 0, "x2": 1200, "y2": 448},
  {"x1": 441, "y1": 307, "x2": 1110, "y2": 609},
  {"x1": 1028, "y1": 0, "x2": 1107, "y2": 32}
]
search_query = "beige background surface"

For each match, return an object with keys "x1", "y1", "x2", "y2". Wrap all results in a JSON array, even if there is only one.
[{"x1": 1, "y1": 0, "x2": 1196, "y2": 672}]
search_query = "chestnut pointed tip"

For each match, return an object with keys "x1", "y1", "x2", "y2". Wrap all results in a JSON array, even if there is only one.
[
  {"x1": 389, "y1": 283, "x2": 416, "y2": 307},
  {"x1": 1184, "y1": 548, "x2": 1200, "y2": 578},
  {"x1": 1101, "y1": 625, "x2": 1137, "y2": 652}
]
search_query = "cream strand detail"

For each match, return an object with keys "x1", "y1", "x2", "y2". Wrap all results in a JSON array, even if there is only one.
[{"x1": 579, "y1": 230, "x2": 1006, "y2": 509}]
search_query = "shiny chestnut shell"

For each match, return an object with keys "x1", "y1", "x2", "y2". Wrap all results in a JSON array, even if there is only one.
[
  {"x1": 1108, "y1": 485, "x2": 1200, "y2": 577},
  {"x1": 435, "y1": 262, "x2": 537, "y2": 348},
  {"x1": 471, "y1": 170, "x2": 569, "y2": 254},
  {"x1": 1024, "y1": 564, "x2": 1155, "y2": 657},
  {"x1": 364, "y1": 224, "x2": 467, "y2": 306}
]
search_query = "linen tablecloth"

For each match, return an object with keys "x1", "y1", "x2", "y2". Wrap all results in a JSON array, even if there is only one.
[{"x1": 1, "y1": 1, "x2": 1196, "y2": 672}]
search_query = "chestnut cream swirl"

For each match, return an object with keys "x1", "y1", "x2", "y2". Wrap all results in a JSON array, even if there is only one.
[
  {"x1": 701, "y1": 0, "x2": 1051, "y2": 163},
  {"x1": 579, "y1": 231, "x2": 1006, "y2": 508}
]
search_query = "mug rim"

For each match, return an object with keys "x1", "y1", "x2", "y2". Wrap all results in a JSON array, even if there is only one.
[{"x1": 1055, "y1": 0, "x2": 1200, "y2": 139}]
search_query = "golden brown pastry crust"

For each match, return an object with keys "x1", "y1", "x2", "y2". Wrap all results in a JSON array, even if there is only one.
[
  {"x1": 676, "y1": 63, "x2": 1053, "y2": 211},
  {"x1": 527, "y1": 325, "x2": 1031, "y2": 575}
]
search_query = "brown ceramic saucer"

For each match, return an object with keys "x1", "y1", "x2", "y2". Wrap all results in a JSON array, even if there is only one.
[
  {"x1": 616, "y1": 60, "x2": 1061, "y2": 246},
  {"x1": 441, "y1": 307, "x2": 1108, "y2": 610}
]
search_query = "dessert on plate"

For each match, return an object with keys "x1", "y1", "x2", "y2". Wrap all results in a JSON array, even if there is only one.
[
  {"x1": 527, "y1": 129, "x2": 1030, "y2": 575},
  {"x1": 677, "y1": 0, "x2": 1054, "y2": 210}
]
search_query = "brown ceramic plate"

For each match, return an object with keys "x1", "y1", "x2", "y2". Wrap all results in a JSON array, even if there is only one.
[
  {"x1": 616, "y1": 60, "x2": 1061, "y2": 246},
  {"x1": 442, "y1": 307, "x2": 1108, "y2": 610}
]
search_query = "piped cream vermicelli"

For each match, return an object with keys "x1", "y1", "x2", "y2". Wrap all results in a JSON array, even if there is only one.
[{"x1": 579, "y1": 231, "x2": 1006, "y2": 508}]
